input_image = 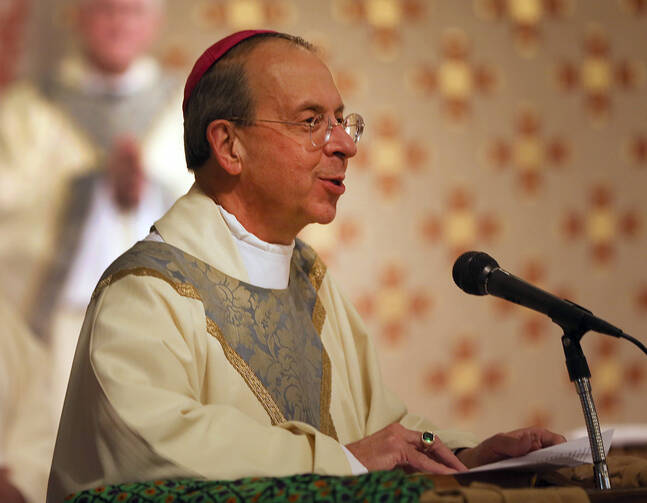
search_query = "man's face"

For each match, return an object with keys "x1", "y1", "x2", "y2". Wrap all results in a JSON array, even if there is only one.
[
  {"x1": 77, "y1": 0, "x2": 160, "y2": 74},
  {"x1": 234, "y1": 40, "x2": 358, "y2": 242}
]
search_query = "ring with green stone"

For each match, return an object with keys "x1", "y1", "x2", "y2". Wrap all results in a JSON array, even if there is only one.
[{"x1": 421, "y1": 431, "x2": 436, "y2": 451}]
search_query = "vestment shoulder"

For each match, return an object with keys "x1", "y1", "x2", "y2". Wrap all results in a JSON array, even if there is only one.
[
  {"x1": 1, "y1": 80, "x2": 57, "y2": 115},
  {"x1": 92, "y1": 241, "x2": 202, "y2": 304}
]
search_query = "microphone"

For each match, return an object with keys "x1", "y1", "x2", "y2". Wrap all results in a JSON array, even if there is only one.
[{"x1": 452, "y1": 251, "x2": 624, "y2": 337}]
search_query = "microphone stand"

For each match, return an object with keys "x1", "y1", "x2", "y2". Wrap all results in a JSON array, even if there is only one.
[{"x1": 561, "y1": 328, "x2": 611, "y2": 490}]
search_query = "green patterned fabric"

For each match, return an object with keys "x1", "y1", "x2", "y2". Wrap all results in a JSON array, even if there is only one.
[{"x1": 63, "y1": 471, "x2": 434, "y2": 502}]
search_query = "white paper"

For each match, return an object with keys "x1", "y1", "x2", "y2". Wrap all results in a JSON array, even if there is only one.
[
  {"x1": 569, "y1": 424, "x2": 647, "y2": 447},
  {"x1": 461, "y1": 429, "x2": 614, "y2": 474}
]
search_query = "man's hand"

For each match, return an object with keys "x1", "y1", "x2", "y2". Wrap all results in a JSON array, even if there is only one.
[
  {"x1": 106, "y1": 135, "x2": 146, "y2": 211},
  {"x1": 0, "y1": 467, "x2": 26, "y2": 503},
  {"x1": 456, "y1": 427, "x2": 566, "y2": 468},
  {"x1": 345, "y1": 423, "x2": 468, "y2": 474}
]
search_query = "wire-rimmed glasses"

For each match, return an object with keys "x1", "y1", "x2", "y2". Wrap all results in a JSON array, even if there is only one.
[{"x1": 228, "y1": 113, "x2": 365, "y2": 148}]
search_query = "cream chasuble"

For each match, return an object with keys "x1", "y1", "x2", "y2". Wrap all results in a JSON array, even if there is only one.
[
  {"x1": 153, "y1": 205, "x2": 365, "y2": 473},
  {"x1": 47, "y1": 185, "x2": 477, "y2": 502},
  {"x1": 0, "y1": 299, "x2": 55, "y2": 503}
]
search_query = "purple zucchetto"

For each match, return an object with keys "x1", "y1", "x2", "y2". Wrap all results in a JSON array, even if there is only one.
[{"x1": 182, "y1": 29, "x2": 276, "y2": 116}]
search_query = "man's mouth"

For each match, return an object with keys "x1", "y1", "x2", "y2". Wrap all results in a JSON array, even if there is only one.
[
  {"x1": 320, "y1": 175, "x2": 345, "y2": 185},
  {"x1": 319, "y1": 176, "x2": 346, "y2": 194}
]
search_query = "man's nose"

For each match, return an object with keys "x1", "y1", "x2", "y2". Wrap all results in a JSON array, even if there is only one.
[{"x1": 323, "y1": 123, "x2": 358, "y2": 159}]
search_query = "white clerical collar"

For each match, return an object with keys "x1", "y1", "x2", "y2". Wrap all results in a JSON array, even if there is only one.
[
  {"x1": 58, "y1": 55, "x2": 160, "y2": 97},
  {"x1": 217, "y1": 205, "x2": 294, "y2": 290}
]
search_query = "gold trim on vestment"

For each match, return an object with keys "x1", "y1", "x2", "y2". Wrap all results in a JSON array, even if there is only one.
[
  {"x1": 93, "y1": 267, "x2": 201, "y2": 303},
  {"x1": 319, "y1": 347, "x2": 338, "y2": 440},
  {"x1": 308, "y1": 255, "x2": 327, "y2": 292},
  {"x1": 205, "y1": 318, "x2": 287, "y2": 426},
  {"x1": 307, "y1": 255, "x2": 338, "y2": 441},
  {"x1": 93, "y1": 268, "x2": 287, "y2": 427},
  {"x1": 311, "y1": 295, "x2": 326, "y2": 337}
]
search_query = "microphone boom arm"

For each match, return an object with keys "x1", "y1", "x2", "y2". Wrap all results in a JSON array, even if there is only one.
[{"x1": 561, "y1": 327, "x2": 611, "y2": 490}]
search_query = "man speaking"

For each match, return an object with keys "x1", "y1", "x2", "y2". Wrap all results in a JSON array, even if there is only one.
[{"x1": 47, "y1": 31, "x2": 564, "y2": 502}]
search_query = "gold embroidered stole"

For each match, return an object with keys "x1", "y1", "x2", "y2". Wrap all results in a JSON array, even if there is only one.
[{"x1": 93, "y1": 240, "x2": 338, "y2": 440}]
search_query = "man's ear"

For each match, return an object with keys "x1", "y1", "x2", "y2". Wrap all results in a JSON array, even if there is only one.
[{"x1": 206, "y1": 120, "x2": 242, "y2": 175}]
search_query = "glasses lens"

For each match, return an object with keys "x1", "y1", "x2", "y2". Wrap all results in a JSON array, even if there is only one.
[
  {"x1": 310, "y1": 113, "x2": 365, "y2": 147},
  {"x1": 309, "y1": 114, "x2": 328, "y2": 147},
  {"x1": 343, "y1": 113, "x2": 364, "y2": 144}
]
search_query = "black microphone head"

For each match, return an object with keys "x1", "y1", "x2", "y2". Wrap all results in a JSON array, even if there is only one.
[{"x1": 452, "y1": 251, "x2": 499, "y2": 295}]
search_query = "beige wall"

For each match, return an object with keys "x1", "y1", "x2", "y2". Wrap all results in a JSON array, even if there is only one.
[{"x1": 8, "y1": 0, "x2": 647, "y2": 440}]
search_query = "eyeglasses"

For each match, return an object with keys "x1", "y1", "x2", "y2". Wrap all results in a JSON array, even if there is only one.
[{"x1": 228, "y1": 113, "x2": 365, "y2": 148}]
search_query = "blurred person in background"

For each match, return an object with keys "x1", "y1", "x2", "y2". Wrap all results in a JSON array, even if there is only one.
[
  {"x1": 0, "y1": 0, "x2": 190, "y2": 421},
  {"x1": 0, "y1": 294, "x2": 55, "y2": 503}
]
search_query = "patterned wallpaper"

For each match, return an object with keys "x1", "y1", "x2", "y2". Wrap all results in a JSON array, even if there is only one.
[{"x1": 5, "y1": 0, "x2": 647, "y2": 440}]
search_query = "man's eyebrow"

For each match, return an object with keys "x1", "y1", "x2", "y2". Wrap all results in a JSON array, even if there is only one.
[{"x1": 293, "y1": 101, "x2": 346, "y2": 115}]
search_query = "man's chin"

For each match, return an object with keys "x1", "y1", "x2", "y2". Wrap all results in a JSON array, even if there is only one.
[
  {"x1": 90, "y1": 53, "x2": 139, "y2": 75},
  {"x1": 312, "y1": 207, "x2": 337, "y2": 226}
]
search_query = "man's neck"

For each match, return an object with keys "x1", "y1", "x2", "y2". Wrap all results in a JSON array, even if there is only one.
[
  {"x1": 219, "y1": 204, "x2": 298, "y2": 245},
  {"x1": 218, "y1": 205, "x2": 294, "y2": 252},
  {"x1": 197, "y1": 178, "x2": 301, "y2": 246},
  {"x1": 85, "y1": 59, "x2": 139, "y2": 93}
]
